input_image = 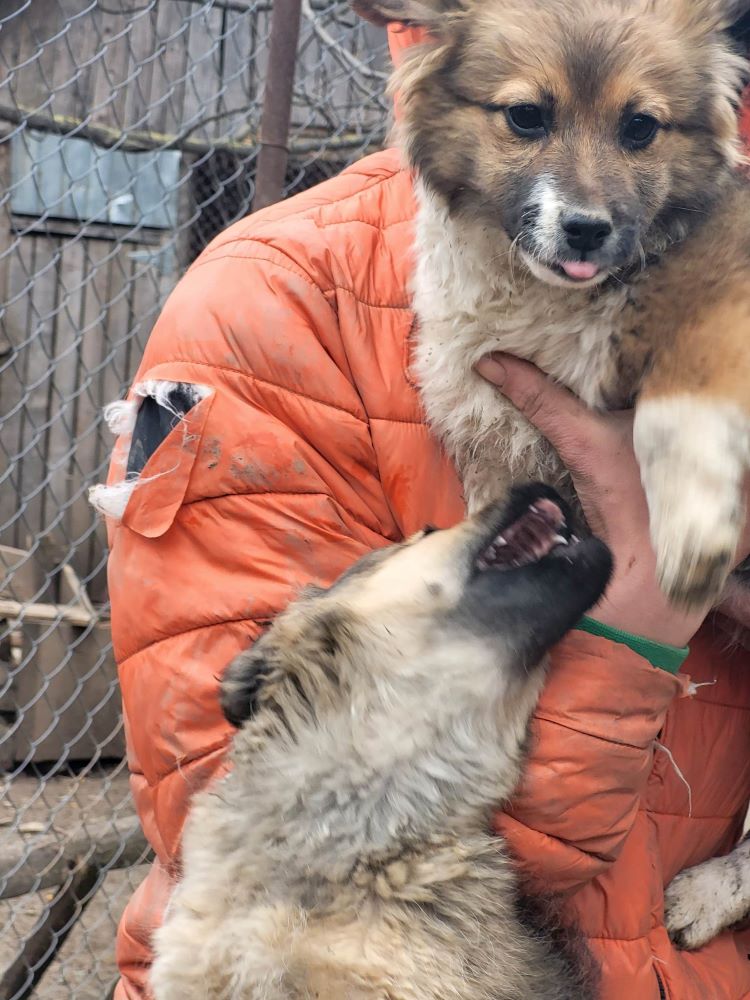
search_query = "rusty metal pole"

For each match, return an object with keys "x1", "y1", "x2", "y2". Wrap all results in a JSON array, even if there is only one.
[{"x1": 252, "y1": 0, "x2": 303, "y2": 212}]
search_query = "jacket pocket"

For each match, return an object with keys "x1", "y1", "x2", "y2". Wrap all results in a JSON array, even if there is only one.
[{"x1": 96, "y1": 384, "x2": 216, "y2": 538}]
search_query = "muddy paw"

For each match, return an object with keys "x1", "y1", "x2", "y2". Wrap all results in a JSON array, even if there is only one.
[
  {"x1": 633, "y1": 396, "x2": 748, "y2": 610},
  {"x1": 664, "y1": 859, "x2": 738, "y2": 951},
  {"x1": 656, "y1": 542, "x2": 735, "y2": 610}
]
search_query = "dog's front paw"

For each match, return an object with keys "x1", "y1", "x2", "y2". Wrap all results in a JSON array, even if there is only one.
[
  {"x1": 633, "y1": 397, "x2": 749, "y2": 609},
  {"x1": 664, "y1": 855, "x2": 745, "y2": 951},
  {"x1": 652, "y1": 510, "x2": 738, "y2": 609}
]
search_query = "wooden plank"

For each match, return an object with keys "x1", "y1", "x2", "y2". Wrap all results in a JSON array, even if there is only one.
[
  {"x1": 0, "y1": 3, "x2": 23, "y2": 113},
  {"x1": 183, "y1": 4, "x2": 225, "y2": 142},
  {"x1": 0, "y1": 860, "x2": 101, "y2": 1000},
  {"x1": 64, "y1": 240, "x2": 113, "y2": 595},
  {"x1": 2, "y1": 1, "x2": 62, "y2": 117},
  {"x1": 88, "y1": 3, "x2": 134, "y2": 135},
  {"x1": 10, "y1": 217, "x2": 161, "y2": 244},
  {"x1": 122, "y1": 4, "x2": 161, "y2": 131},
  {"x1": 0, "y1": 139, "x2": 14, "y2": 359},
  {"x1": 84, "y1": 240, "x2": 135, "y2": 600},
  {"x1": 0, "y1": 237, "x2": 36, "y2": 551},
  {"x1": 15, "y1": 236, "x2": 61, "y2": 560},
  {"x1": 0, "y1": 138, "x2": 19, "y2": 555},
  {"x1": 149, "y1": 1, "x2": 193, "y2": 136},
  {"x1": 0, "y1": 545, "x2": 48, "y2": 605},
  {"x1": 40, "y1": 0, "x2": 88, "y2": 123},
  {"x1": 1, "y1": 236, "x2": 59, "y2": 558},
  {"x1": 222, "y1": 6, "x2": 256, "y2": 131},
  {"x1": 42, "y1": 239, "x2": 85, "y2": 551},
  {"x1": 60, "y1": 563, "x2": 96, "y2": 620},
  {"x1": 251, "y1": 2, "x2": 272, "y2": 114},
  {"x1": 128, "y1": 234, "x2": 167, "y2": 362},
  {"x1": 0, "y1": 817, "x2": 147, "y2": 900},
  {"x1": 13, "y1": 619, "x2": 121, "y2": 763},
  {"x1": 0, "y1": 600, "x2": 96, "y2": 628}
]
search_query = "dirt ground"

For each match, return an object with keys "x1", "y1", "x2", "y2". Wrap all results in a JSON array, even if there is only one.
[{"x1": 1, "y1": 762, "x2": 149, "y2": 999}]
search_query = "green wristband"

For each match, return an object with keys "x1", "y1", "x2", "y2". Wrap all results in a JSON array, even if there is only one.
[{"x1": 574, "y1": 615, "x2": 689, "y2": 675}]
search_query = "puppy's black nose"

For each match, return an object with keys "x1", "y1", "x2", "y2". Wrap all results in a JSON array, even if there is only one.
[{"x1": 561, "y1": 215, "x2": 612, "y2": 253}]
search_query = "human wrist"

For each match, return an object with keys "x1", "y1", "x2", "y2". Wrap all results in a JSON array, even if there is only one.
[
  {"x1": 587, "y1": 584, "x2": 704, "y2": 648},
  {"x1": 575, "y1": 616, "x2": 689, "y2": 674}
]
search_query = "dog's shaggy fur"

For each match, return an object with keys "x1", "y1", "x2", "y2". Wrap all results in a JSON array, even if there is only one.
[
  {"x1": 355, "y1": 0, "x2": 750, "y2": 954},
  {"x1": 352, "y1": 0, "x2": 750, "y2": 609},
  {"x1": 150, "y1": 0, "x2": 750, "y2": 977},
  {"x1": 664, "y1": 833, "x2": 750, "y2": 949},
  {"x1": 151, "y1": 488, "x2": 611, "y2": 999}
]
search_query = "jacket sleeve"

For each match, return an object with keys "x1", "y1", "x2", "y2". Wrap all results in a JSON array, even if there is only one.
[
  {"x1": 108, "y1": 242, "x2": 400, "y2": 996},
  {"x1": 495, "y1": 629, "x2": 685, "y2": 894}
]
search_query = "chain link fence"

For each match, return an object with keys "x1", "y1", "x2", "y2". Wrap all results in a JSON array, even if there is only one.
[{"x1": 0, "y1": 2, "x2": 389, "y2": 995}]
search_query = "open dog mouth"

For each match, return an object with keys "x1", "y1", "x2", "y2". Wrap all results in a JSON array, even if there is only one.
[{"x1": 475, "y1": 497, "x2": 578, "y2": 573}]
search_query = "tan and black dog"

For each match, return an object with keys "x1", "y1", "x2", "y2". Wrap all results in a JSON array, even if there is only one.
[
  {"x1": 151, "y1": 486, "x2": 611, "y2": 999},
  {"x1": 153, "y1": 0, "x2": 750, "y2": 975}
]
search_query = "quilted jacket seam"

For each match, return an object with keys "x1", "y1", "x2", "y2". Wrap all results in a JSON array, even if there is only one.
[
  {"x1": 193, "y1": 252, "x2": 413, "y2": 312},
  {"x1": 331, "y1": 285, "x2": 412, "y2": 309},
  {"x1": 141, "y1": 356, "x2": 368, "y2": 423},
  {"x1": 179, "y1": 490, "x2": 395, "y2": 541},
  {"x1": 533, "y1": 712, "x2": 666, "y2": 751},
  {"x1": 640, "y1": 807, "x2": 743, "y2": 820},
  {"x1": 146, "y1": 738, "x2": 231, "y2": 788},
  {"x1": 119, "y1": 614, "x2": 270, "y2": 664},
  {"x1": 268, "y1": 160, "x2": 409, "y2": 224},
  {"x1": 316, "y1": 214, "x2": 414, "y2": 232},
  {"x1": 189, "y1": 244, "x2": 325, "y2": 288},
  {"x1": 369, "y1": 414, "x2": 426, "y2": 426},
  {"x1": 199, "y1": 161, "x2": 409, "y2": 256}
]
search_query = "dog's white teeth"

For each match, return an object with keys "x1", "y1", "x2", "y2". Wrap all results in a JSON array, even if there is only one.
[
  {"x1": 529, "y1": 505, "x2": 539, "y2": 514},
  {"x1": 494, "y1": 535, "x2": 507, "y2": 547},
  {"x1": 552, "y1": 534, "x2": 568, "y2": 545},
  {"x1": 477, "y1": 557, "x2": 489, "y2": 571}
]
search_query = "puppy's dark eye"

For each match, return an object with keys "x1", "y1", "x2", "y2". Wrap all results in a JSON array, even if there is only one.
[
  {"x1": 505, "y1": 104, "x2": 547, "y2": 138},
  {"x1": 621, "y1": 113, "x2": 659, "y2": 150},
  {"x1": 421, "y1": 524, "x2": 438, "y2": 536}
]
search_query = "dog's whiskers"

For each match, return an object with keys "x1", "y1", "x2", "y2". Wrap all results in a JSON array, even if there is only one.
[
  {"x1": 670, "y1": 204, "x2": 709, "y2": 216},
  {"x1": 636, "y1": 240, "x2": 647, "y2": 272}
]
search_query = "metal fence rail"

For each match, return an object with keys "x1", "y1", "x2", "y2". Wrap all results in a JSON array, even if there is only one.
[{"x1": 0, "y1": 2, "x2": 388, "y2": 996}]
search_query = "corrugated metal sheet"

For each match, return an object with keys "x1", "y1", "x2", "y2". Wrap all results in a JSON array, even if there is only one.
[{"x1": 10, "y1": 132, "x2": 181, "y2": 229}]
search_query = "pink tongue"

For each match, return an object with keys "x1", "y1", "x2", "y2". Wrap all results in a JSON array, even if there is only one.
[{"x1": 561, "y1": 260, "x2": 600, "y2": 280}]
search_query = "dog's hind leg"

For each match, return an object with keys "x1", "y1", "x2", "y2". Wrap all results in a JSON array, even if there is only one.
[
  {"x1": 633, "y1": 292, "x2": 750, "y2": 608},
  {"x1": 664, "y1": 835, "x2": 750, "y2": 950}
]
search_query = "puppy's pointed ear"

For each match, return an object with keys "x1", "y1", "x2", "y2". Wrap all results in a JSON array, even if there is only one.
[
  {"x1": 351, "y1": 0, "x2": 464, "y2": 28},
  {"x1": 220, "y1": 647, "x2": 272, "y2": 728}
]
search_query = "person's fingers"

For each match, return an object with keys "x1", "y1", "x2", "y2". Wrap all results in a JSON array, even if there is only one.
[{"x1": 475, "y1": 353, "x2": 604, "y2": 467}]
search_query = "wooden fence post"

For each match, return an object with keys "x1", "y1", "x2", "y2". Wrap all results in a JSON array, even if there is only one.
[{"x1": 252, "y1": 0, "x2": 303, "y2": 212}]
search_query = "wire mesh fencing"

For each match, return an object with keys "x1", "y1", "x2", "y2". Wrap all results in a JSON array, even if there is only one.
[{"x1": 0, "y1": 2, "x2": 389, "y2": 996}]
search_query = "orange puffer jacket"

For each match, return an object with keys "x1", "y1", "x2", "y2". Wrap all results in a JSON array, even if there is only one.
[
  {"x1": 108, "y1": 148, "x2": 750, "y2": 1000},
  {"x1": 108, "y1": 37, "x2": 750, "y2": 1000}
]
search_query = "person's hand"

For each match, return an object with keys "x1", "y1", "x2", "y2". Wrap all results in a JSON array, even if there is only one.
[{"x1": 475, "y1": 353, "x2": 750, "y2": 648}]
